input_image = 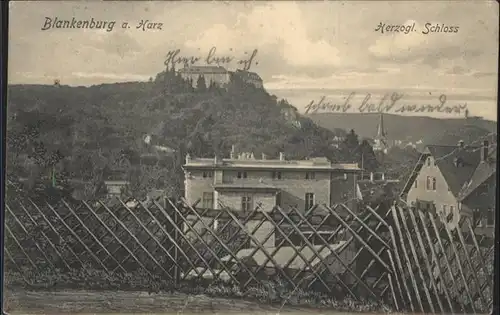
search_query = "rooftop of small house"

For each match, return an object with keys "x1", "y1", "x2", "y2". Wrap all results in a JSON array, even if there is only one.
[
  {"x1": 401, "y1": 140, "x2": 494, "y2": 198},
  {"x1": 183, "y1": 150, "x2": 361, "y2": 172}
]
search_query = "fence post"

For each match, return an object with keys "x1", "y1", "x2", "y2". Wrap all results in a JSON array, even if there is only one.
[{"x1": 166, "y1": 196, "x2": 181, "y2": 287}]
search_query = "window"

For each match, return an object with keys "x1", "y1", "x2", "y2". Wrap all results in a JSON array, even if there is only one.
[
  {"x1": 486, "y1": 208, "x2": 495, "y2": 226},
  {"x1": 305, "y1": 193, "x2": 315, "y2": 211},
  {"x1": 202, "y1": 192, "x2": 214, "y2": 209},
  {"x1": 478, "y1": 182, "x2": 489, "y2": 194},
  {"x1": 272, "y1": 171, "x2": 282, "y2": 180},
  {"x1": 426, "y1": 176, "x2": 436, "y2": 191},
  {"x1": 275, "y1": 192, "x2": 282, "y2": 207},
  {"x1": 202, "y1": 171, "x2": 213, "y2": 178},
  {"x1": 414, "y1": 180, "x2": 418, "y2": 188},
  {"x1": 442, "y1": 205, "x2": 447, "y2": 214},
  {"x1": 237, "y1": 171, "x2": 248, "y2": 179},
  {"x1": 305, "y1": 172, "x2": 315, "y2": 180},
  {"x1": 427, "y1": 158, "x2": 431, "y2": 166},
  {"x1": 241, "y1": 195, "x2": 253, "y2": 212}
]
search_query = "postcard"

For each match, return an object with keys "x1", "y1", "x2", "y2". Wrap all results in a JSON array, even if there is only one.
[{"x1": 4, "y1": 1, "x2": 498, "y2": 314}]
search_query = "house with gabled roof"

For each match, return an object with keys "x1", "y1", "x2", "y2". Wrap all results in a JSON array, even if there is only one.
[{"x1": 400, "y1": 140, "x2": 495, "y2": 233}]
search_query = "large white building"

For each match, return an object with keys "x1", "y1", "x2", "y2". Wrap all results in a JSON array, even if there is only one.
[{"x1": 178, "y1": 65, "x2": 231, "y2": 88}]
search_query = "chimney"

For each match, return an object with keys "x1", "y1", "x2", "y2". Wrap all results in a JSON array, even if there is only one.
[
  {"x1": 481, "y1": 140, "x2": 489, "y2": 162},
  {"x1": 262, "y1": 153, "x2": 267, "y2": 160},
  {"x1": 381, "y1": 173, "x2": 385, "y2": 181},
  {"x1": 230, "y1": 145, "x2": 236, "y2": 159},
  {"x1": 185, "y1": 153, "x2": 191, "y2": 164},
  {"x1": 458, "y1": 140, "x2": 464, "y2": 149},
  {"x1": 214, "y1": 155, "x2": 219, "y2": 164},
  {"x1": 279, "y1": 152, "x2": 285, "y2": 161}
]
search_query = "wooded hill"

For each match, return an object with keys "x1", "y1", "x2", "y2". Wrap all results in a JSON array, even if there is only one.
[{"x1": 7, "y1": 69, "x2": 374, "y2": 201}]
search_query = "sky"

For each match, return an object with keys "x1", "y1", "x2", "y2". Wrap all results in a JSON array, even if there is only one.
[{"x1": 8, "y1": 1, "x2": 499, "y2": 120}]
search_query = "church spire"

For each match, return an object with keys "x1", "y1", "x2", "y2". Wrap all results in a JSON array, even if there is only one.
[
  {"x1": 373, "y1": 113, "x2": 388, "y2": 156},
  {"x1": 376, "y1": 113, "x2": 386, "y2": 138}
]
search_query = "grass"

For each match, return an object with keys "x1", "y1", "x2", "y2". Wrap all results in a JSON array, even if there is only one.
[
  {"x1": 5, "y1": 263, "x2": 493, "y2": 314},
  {"x1": 4, "y1": 266, "x2": 394, "y2": 313}
]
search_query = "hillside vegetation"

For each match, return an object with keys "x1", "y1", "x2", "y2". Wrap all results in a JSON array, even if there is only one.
[{"x1": 7, "y1": 69, "x2": 355, "y2": 200}]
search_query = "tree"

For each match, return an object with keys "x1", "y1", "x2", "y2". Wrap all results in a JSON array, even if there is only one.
[
  {"x1": 341, "y1": 129, "x2": 360, "y2": 164},
  {"x1": 357, "y1": 140, "x2": 379, "y2": 172},
  {"x1": 196, "y1": 75, "x2": 207, "y2": 92},
  {"x1": 344, "y1": 129, "x2": 359, "y2": 150}
]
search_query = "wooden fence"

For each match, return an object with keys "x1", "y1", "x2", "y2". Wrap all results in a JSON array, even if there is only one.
[{"x1": 3, "y1": 195, "x2": 495, "y2": 314}]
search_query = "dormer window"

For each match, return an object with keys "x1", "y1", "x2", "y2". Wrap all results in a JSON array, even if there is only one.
[
  {"x1": 478, "y1": 182, "x2": 489, "y2": 192},
  {"x1": 453, "y1": 157, "x2": 464, "y2": 167}
]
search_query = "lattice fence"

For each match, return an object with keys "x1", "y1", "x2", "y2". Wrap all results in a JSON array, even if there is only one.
[
  {"x1": 389, "y1": 202, "x2": 494, "y2": 314},
  {"x1": 3, "y1": 195, "x2": 495, "y2": 314}
]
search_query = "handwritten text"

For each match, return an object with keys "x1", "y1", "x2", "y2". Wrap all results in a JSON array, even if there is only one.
[
  {"x1": 164, "y1": 47, "x2": 258, "y2": 71},
  {"x1": 304, "y1": 92, "x2": 468, "y2": 115}
]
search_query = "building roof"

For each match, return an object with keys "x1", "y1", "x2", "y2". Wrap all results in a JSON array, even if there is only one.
[
  {"x1": 184, "y1": 156, "x2": 361, "y2": 172},
  {"x1": 457, "y1": 160, "x2": 496, "y2": 201},
  {"x1": 401, "y1": 144, "x2": 482, "y2": 198},
  {"x1": 178, "y1": 66, "x2": 228, "y2": 74},
  {"x1": 457, "y1": 144, "x2": 497, "y2": 201},
  {"x1": 357, "y1": 181, "x2": 399, "y2": 202},
  {"x1": 221, "y1": 242, "x2": 347, "y2": 269}
]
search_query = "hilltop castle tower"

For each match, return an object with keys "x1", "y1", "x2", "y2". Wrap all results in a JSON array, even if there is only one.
[{"x1": 373, "y1": 113, "x2": 388, "y2": 155}]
